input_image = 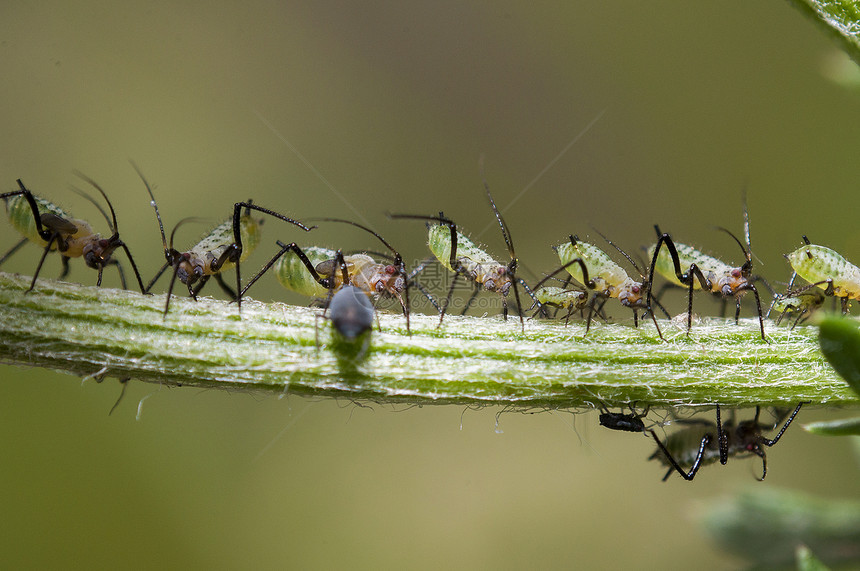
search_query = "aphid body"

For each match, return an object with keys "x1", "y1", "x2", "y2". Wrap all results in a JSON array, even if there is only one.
[
  {"x1": 428, "y1": 223, "x2": 511, "y2": 295},
  {"x1": 598, "y1": 403, "x2": 649, "y2": 433},
  {"x1": 328, "y1": 284, "x2": 374, "y2": 341},
  {"x1": 2, "y1": 177, "x2": 145, "y2": 291},
  {"x1": 769, "y1": 289, "x2": 824, "y2": 327},
  {"x1": 533, "y1": 286, "x2": 587, "y2": 312},
  {"x1": 390, "y1": 178, "x2": 532, "y2": 330},
  {"x1": 647, "y1": 224, "x2": 766, "y2": 340},
  {"x1": 554, "y1": 235, "x2": 664, "y2": 334},
  {"x1": 557, "y1": 238, "x2": 644, "y2": 309},
  {"x1": 175, "y1": 213, "x2": 262, "y2": 286},
  {"x1": 273, "y1": 246, "x2": 335, "y2": 297},
  {"x1": 785, "y1": 242, "x2": 860, "y2": 303}
]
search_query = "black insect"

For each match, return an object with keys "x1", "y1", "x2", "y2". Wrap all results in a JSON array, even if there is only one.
[
  {"x1": 648, "y1": 403, "x2": 805, "y2": 481},
  {"x1": 598, "y1": 402, "x2": 650, "y2": 433}
]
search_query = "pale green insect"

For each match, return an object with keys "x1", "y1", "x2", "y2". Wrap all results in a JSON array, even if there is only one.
[
  {"x1": 647, "y1": 220, "x2": 766, "y2": 341},
  {"x1": 134, "y1": 164, "x2": 312, "y2": 316},
  {"x1": 784, "y1": 236, "x2": 860, "y2": 313},
  {"x1": 1, "y1": 176, "x2": 146, "y2": 292},
  {"x1": 390, "y1": 181, "x2": 532, "y2": 330},
  {"x1": 273, "y1": 245, "x2": 335, "y2": 297},
  {"x1": 556, "y1": 234, "x2": 664, "y2": 335},
  {"x1": 534, "y1": 286, "x2": 587, "y2": 311},
  {"x1": 768, "y1": 289, "x2": 824, "y2": 328},
  {"x1": 240, "y1": 218, "x2": 414, "y2": 333}
]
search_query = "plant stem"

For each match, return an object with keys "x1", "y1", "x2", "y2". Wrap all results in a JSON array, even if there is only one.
[
  {"x1": 0, "y1": 272, "x2": 855, "y2": 408},
  {"x1": 787, "y1": 0, "x2": 860, "y2": 64}
]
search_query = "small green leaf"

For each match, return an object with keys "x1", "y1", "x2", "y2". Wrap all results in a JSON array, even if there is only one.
[
  {"x1": 796, "y1": 545, "x2": 832, "y2": 571},
  {"x1": 819, "y1": 316, "x2": 860, "y2": 395},
  {"x1": 804, "y1": 417, "x2": 860, "y2": 436}
]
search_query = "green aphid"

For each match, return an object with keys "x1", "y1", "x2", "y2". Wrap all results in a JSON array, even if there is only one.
[
  {"x1": 784, "y1": 236, "x2": 860, "y2": 313},
  {"x1": 134, "y1": 163, "x2": 312, "y2": 316},
  {"x1": 1, "y1": 175, "x2": 146, "y2": 292},
  {"x1": 555, "y1": 234, "x2": 665, "y2": 336},
  {"x1": 390, "y1": 180, "x2": 533, "y2": 331},
  {"x1": 768, "y1": 289, "x2": 824, "y2": 328},
  {"x1": 647, "y1": 216, "x2": 766, "y2": 341},
  {"x1": 240, "y1": 218, "x2": 413, "y2": 333}
]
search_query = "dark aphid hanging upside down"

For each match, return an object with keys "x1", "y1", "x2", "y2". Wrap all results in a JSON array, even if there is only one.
[{"x1": 648, "y1": 403, "x2": 805, "y2": 481}]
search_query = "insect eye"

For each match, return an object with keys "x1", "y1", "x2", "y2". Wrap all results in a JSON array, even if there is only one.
[
  {"x1": 631, "y1": 285, "x2": 640, "y2": 294},
  {"x1": 385, "y1": 265, "x2": 396, "y2": 275},
  {"x1": 731, "y1": 268, "x2": 741, "y2": 278}
]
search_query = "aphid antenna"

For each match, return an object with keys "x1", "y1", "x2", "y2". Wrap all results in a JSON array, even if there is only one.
[
  {"x1": 532, "y1": 257, "x2": 590, "y2": 292},
  {"x1": 169, "y1": 217, "x2": 213, "y2": 250},
  {"x1": 308, "y1": 217, "x2": 401, "y2": 262},
  {"x1": 131, "y1": 161, "x2": 170, "y2": 253},
  {"x1": 67, "y1": 184, "x2": 114, "y2": 233},
  {"x1": 591, "y1": 227, "x2": 644, "y2": 276},
  {"x1": 70, "y1": 171, "x2": 146, "y2": 292},
  {"x1": 714, "y1": 226, "x2": 752, "y2": 266},
  {"x1": 483, "y1": 175, "x2": 530, "y2": 328}
]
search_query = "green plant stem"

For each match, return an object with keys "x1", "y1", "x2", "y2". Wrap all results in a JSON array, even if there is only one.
[
  {"x1": 0, "y1": 272, "x2": 855, "y2": 408},
  {"x1": 788, "y1": 0, "x2": 860, "y2": 64}
]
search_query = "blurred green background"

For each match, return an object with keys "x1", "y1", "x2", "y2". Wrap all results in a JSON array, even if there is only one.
[{"x1": 1, "y1": 1, "x2": 859, "y2": 568}]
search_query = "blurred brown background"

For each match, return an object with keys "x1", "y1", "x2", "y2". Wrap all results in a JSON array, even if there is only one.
[{"x1": 0, "y1": 2, "x2": 858, "y2": 568}]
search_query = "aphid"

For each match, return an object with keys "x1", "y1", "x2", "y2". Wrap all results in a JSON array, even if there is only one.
[
  {"x1": 556, "y1": 233, "x2": 667, "y2": 337},
  {"x1": 784, "y1": 235, "x2": 860, "y2": 314},
  {"x1": 648, "y1": 403, "x2": 804, "y2": 481},
  {"x1": 1, "y1": 176, "x2": 146, "y2": 292},
  {"x1": 389, "y1": 180, "x2": 534, "y2": 330},
  {"x1": 329, "y1": 284, "x2": 375, "y2": 341},
  {"x1": 135, "y1": 166, "x2": 313, "y2": 315},
  {"x1": 647, "y1": 199, "x2": 766, "y2": 340},
  {"x1": 598, "y1": 402, "x2": 650, "y2": 433},
  {"x1": 239, "y1": 218, "x2": 414, "y2": 332},
  {"x1": 768, "y1": 289, "x2": 824, "y2": 328},
  {"x1": 530, "y1": 258, "x2": 590, "y2": 324}
]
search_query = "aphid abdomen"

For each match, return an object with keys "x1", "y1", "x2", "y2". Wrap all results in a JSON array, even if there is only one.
[
  {"x1": 5, "y1": 194, "x2": 71, "y2": 249},
  {"x1": 787, "y1": 244, "x2": 860, "y2": 300},
  {"x1": 556, "y1": 240, "x2": 623, "y2": 295},
  {"x1": 535, "y1": 286, "x2": 586, "y2": 309},
  {"x1": 274, "y1": 246, "x2": 334, "y2": 297},
  {"x1": 192, "y1": 214, "x2": 262, "y2": 276},
  {"x1": 649, "y1": 242, "x2": 723, "y2": 290},
  {"x1": 427, "y1": 223, "x2": 496, "y2": 275}
]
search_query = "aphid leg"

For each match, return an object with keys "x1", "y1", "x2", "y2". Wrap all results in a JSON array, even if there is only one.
[
  {"x1": 146, "y1": 261, "x2": 171, "y2": 294},
  {"x1": 717, "y1": 405, "x2": 729, "y2": 466},
  {"x1": 29, "y1": 233, "x2": 60, "y2": 291},
  {"x1": 439, "y1": 273, "x2": 460, "y2": 327},
  {"x1": 213, "y1": 273, "x2": 238, "y2": 300},
  {"x1": 189, "y1": 275, "x2": 210, "y2": 300},
  {"x1": 0, "y1": 237, "x2": 28, "y2": 267},
  {"x1": 59, "y1": 256, "x2": 71, "y2": 280},
  {"x1": 104, "y1": 258, "x2": 127, "y2": 289},
  {"x1": 760, "y1": 402, "x2": 805, "y2": 447},
  {"x1": 650, "y1": 429, "x2": 711, "y2": 481},
  {"x1": 648, "y1": 230, "x2": 711, "y2": 335},
  {"x1": 461, "y1": 283, "x2": 482, "y2": 316}
]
